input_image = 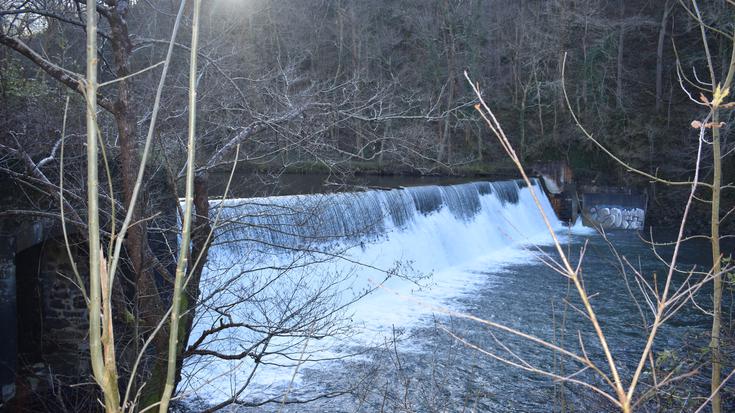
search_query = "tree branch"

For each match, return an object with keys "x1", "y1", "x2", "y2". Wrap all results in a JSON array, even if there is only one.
[
  {"x1": 0, "y1": 33, "x2": 115, "y2": 112},
  {"x1": 203, "y1": 105, "x2": 308, "y2": 172}
]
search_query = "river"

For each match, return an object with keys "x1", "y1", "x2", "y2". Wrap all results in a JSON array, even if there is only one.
[{"x1": 179, "y1": 176, "x2": 730, "y2": 412}]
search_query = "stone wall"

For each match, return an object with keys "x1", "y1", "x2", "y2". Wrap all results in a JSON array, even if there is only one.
[
  {"x1": 37, "y1": 239, "x2": 90, "y2": 380},
  {"x1": 9, "y1": 236, "x2": 91, "y2": 410},
  {"x1": 0, "y1": 159, "x2": 180, "y2": 411}
]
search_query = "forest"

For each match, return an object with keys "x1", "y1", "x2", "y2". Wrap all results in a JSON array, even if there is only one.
[{"x1": 0, "y1": 0, "x2": 734, "y2": 412}]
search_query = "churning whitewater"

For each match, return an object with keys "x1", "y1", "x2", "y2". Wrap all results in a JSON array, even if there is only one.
[{"x1": 180, "y1": 179, "x2": 565, "y2": 404}]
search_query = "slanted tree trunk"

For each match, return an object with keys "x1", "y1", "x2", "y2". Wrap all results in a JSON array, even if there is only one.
[{"x1": 440, "y1": 74, "x2": 456, "y2": 163}]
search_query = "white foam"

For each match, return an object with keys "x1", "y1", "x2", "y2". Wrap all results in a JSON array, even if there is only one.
[{"x1": 567, "y1": 216, "x2": 599, "y2": 236}]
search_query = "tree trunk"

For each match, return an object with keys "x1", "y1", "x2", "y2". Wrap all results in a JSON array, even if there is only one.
[
  {"x1": 85, "y1": 3, "x2": 121, "y2": 410},
  {"x1": 616, "y1": 0, "x2": 625, "y2": 108},
  {"x1": 107, "y1": 4, "x2": 173, "y2": 407},
  {"x1": 334, "y1": 0, "x2": 343, "y2": 81},
  {"x1": 177, "y1": 172, "x2": 211, "y2": 385},
  {"x1": 438, "y1": 1, "x2": 456, "y2": 164},
  {"x1": 519, "y1": 87, "x2": 527, "y2": 161},
  {"x1": 535, "y1": 70, "x2": 544, "y2": 137},
  {"x1": 110, "y1": 0, "x2": 166, "y2": 343},
  {"x1": 439, "y1": 75, "x2": 455, "y2": 163},
  {"x1": 656, "y1": 2, "x2": 672, "y2": 113},
  {"x1": 710, "y1": 108, "x2": 723, "y2": 413}
]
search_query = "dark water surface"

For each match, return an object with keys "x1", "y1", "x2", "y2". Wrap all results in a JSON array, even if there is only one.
[{"x1": 232, "y1": 230, "x2": 732, "y2": 413}]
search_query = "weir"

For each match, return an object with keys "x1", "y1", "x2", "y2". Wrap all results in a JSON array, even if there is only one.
[
  {"x1": 200, "y1": 178, "x2": 566, "y2": 285},
  {"x1": 209, "y1": 179, "x2": 543, "y2": 255},
  {"x1": 184, "y1": 179, "x2": 564, "y2": 401}
]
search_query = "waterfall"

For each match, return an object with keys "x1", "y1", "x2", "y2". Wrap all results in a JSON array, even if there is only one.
[
  {"x1": 209, "y1": 180, "x2": 544, "y2": 255},
  {"x1": 183, "y1": 179, "x2": 563, "y2": 402}
]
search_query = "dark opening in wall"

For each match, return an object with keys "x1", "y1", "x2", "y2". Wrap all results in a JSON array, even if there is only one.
[
  {"x1": 14, "y1": 243, "x2": 43, "y2": 377},
  {"x1": 7, "y1": 238, "x2": 92, "y2": 412},
  {"x1": 0, "y1": 243, "x2": 17, "y2": 406},
  {"x1": 7, "y1": 242, "x2": 45, "y2": 412}
]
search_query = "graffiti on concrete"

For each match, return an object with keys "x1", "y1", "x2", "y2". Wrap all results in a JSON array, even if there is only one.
[{"x1": 588, "y1": 206, "x2": 645, "y2": 230}]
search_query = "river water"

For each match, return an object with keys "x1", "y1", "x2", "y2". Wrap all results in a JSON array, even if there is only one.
[{"x1": 180, "y1": 177, "x2": 730, "y2": 412}]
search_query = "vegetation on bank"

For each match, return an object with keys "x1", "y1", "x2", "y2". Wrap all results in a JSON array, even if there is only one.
[{"x1": 211, "y1": 159, "x2": 518, "y2": 178}]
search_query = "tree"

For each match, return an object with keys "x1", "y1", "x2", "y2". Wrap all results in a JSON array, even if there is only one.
[{"x1": 0, "y1": 1, "x2": 416, "y2": 409}]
